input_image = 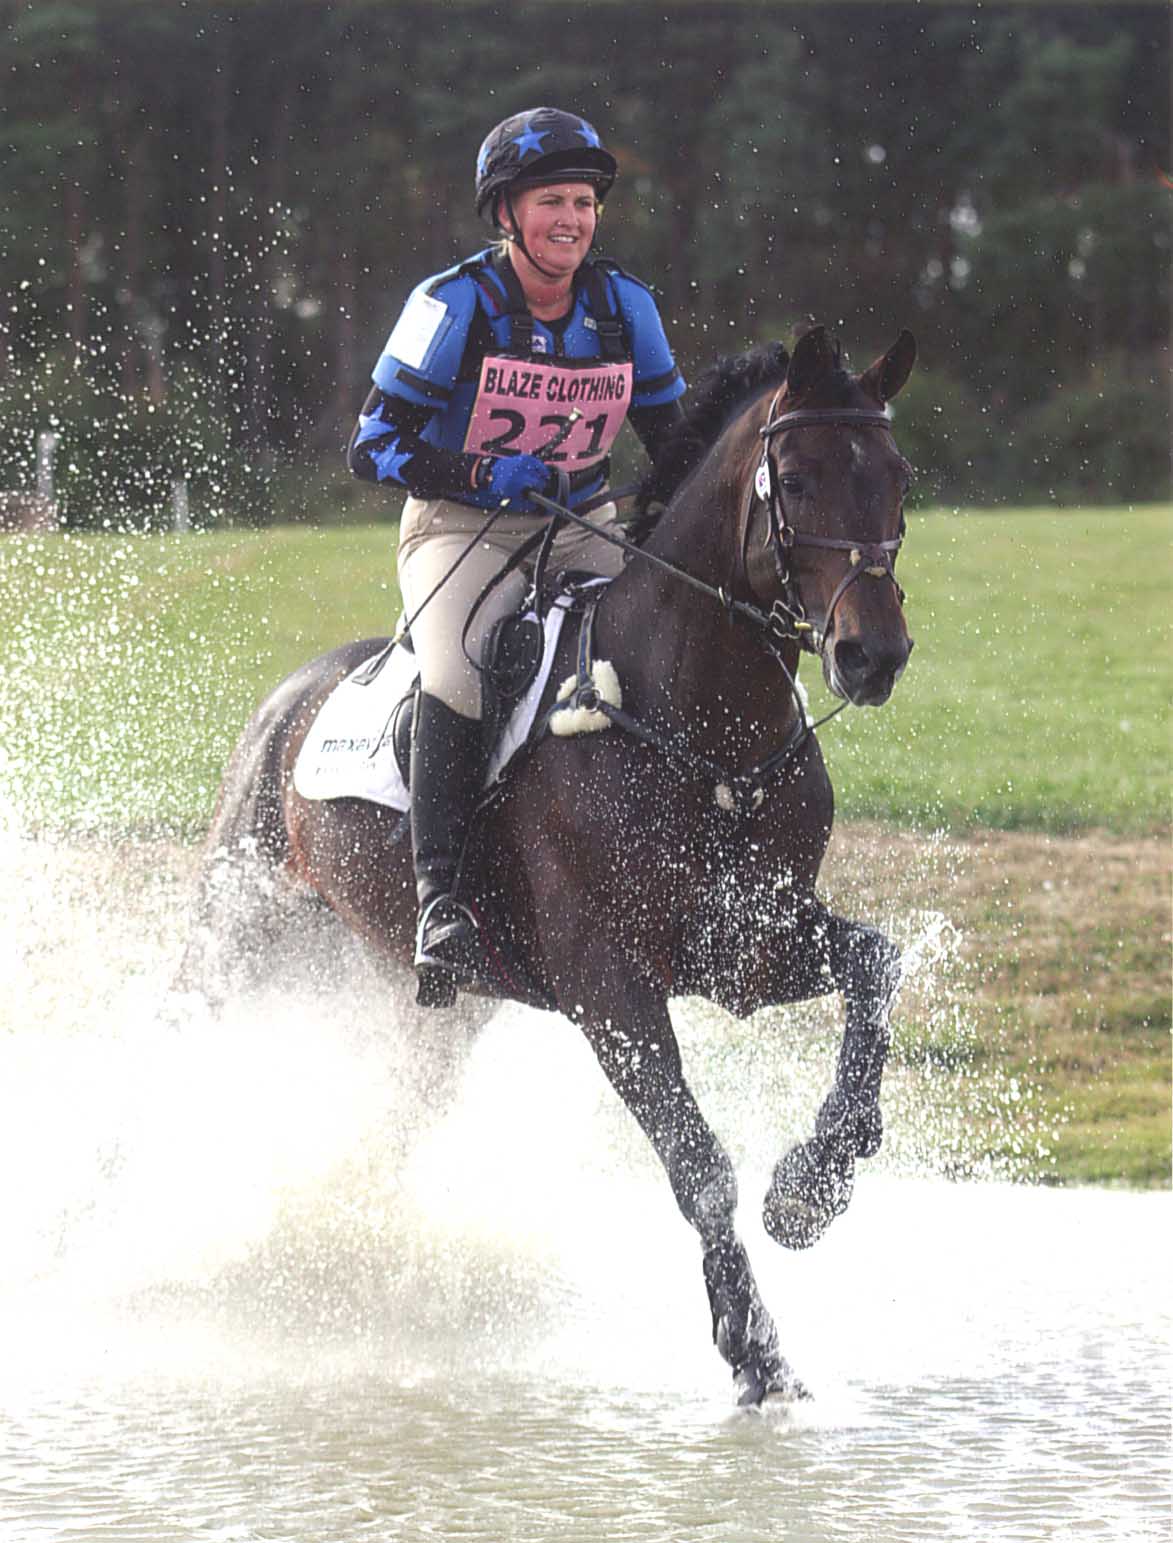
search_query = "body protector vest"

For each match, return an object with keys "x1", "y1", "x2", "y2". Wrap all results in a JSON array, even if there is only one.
[
  {"x1": 461, "y1": 255, "x2": 631, "y2": 476},
  {"x1": 370, "y1": 249, "x2": 684, "y2": 511}
]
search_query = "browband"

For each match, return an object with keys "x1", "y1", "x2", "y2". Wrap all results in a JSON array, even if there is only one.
[{"x1": 761, "y1": 406, "x2": 892, "y2": 438}]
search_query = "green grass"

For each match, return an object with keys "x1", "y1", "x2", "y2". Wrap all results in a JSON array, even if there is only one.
[
  {"x1": 804, "y1": 504, "x2": 1170, "y2": 834},
  {"x1": 0, "y1": 505, "x2": 1167, "y2": 836},
  {"x1": 961, "y1": 993, "x2": 1170, "y2": 1189},
  {"x1": 820, "y1": 822, "x2": 1169, "y2": 1189}
]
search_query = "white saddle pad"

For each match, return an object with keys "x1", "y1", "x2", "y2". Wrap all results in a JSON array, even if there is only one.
[{"x1": 292, "y1": 600, "x2": 574, "y2": 811}]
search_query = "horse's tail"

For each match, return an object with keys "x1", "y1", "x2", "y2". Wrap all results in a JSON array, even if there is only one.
[{"x1": 174, "y1": 639, "x2": 389, "y2": 1007}]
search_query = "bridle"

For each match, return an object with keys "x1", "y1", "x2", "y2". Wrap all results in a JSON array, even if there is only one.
[
  {"x1": 523, "y1": 395, "x2": 911, "y2": 814},
  {"x1": 747, "y1": 399, "x2": 907, "y2": 657}
]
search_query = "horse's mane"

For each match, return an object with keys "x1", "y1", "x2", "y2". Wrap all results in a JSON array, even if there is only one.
[
  {"x1": 636, "y1": 341, "x2": 792, "y2": 516},
  {"x1": 635, "y1": 334, "x2": 865, "y2": 521}
]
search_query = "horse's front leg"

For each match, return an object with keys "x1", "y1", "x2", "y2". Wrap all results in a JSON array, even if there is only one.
[
  {"x1": 763, "y1": 908, "x2": 901, "y2": 1251},
  {"x1": 571, "y1": 971, "x2": 808, "y2": 1406}
]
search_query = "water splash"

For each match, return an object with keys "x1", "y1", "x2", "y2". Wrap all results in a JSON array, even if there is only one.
[
  {"x1": 0, "y1": 810, "x2": 1168, "y2": 1543},
  {"x1": 0, "y1": 796, "x2": 1059, "y2": 1388}
]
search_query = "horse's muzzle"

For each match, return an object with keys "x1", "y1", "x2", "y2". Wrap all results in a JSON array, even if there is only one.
[{"x1": 827, "y1": 635, "x2": 914, "y2": 706}]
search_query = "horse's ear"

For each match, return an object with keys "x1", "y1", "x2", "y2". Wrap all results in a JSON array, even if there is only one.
[
  {"x1": 785, "y1": 325, "x2": 838, "y2": 398},
  {"x1": 859, "y1": 330, "x2": 917, "y2": 404}
]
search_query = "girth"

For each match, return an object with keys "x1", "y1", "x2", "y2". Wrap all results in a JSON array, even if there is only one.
[{"x1": 542, "y1": 598, "x2": 813, "y2": 817}]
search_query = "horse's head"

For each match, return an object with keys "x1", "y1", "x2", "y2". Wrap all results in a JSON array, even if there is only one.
[{"x1": 741, "y1": 327, "x2": 917, "y2": 706}]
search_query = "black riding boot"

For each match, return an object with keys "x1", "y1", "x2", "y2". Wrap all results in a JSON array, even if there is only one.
[{"x1": 410, "y1": 692, "x2": 486, "y2": 1008}]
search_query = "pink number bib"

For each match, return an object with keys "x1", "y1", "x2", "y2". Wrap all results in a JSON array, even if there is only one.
[{"x1": 463, "y1": 355, "x2": 633, "y2": 469}]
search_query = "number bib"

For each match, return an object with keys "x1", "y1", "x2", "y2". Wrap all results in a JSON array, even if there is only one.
[{"x1": 463, "y1": 355, "x2": 633, "y2": 468}]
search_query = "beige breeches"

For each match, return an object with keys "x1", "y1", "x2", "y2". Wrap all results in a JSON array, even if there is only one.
[{"x1": 396, "y1": 495, "x2": 626, "y2": 720}]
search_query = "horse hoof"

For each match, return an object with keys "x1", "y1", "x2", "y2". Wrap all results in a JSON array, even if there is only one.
[
  {"x1": 735, "y1": 1357, "x2": 812, "y2": 1409},
  {"x1": 762, "y1": 1137, "x2": 855, "y2": 1250}
]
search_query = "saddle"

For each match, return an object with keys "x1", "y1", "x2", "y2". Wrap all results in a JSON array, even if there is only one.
[
  {"x1": 287, "y1": 572, "x2": 625, "y2": 1011},
  {"x1": 352, "y1": 571, "x2": 606, "y2": 795}
]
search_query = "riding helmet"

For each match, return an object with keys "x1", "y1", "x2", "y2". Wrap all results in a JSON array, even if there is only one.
[{"x1": 474, "y1": 108, "x2": 618, "y2": 224}]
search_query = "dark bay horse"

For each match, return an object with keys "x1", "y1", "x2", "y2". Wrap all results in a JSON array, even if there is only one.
[{"x1": 185, "y1": 324, "x2": 917, "y2": 1405}]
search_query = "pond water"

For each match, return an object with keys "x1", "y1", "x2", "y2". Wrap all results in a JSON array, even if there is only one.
[{"x1": 1, "y1": 826, "x2": 1168, "y2": 1542}]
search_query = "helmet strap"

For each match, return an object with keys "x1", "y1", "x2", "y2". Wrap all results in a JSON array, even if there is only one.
[{"x1": 501, "y1": 189, "x2": 564, "y2": 284}]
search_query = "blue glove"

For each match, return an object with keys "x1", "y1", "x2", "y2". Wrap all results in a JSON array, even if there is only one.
[{"x1": 479, "y1": 453, "x2": 554, "y2": 512}]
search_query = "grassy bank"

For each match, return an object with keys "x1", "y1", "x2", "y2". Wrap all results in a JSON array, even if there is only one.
[
  {"x1": 0, "y1": 505, "x2": 1167, "y2": 836},
  {"x1": 822, "y1": 825, "x2": 1169, "y2": 1189},
  {"x1": 0, "y1": 508, "x2": 1167, "y2": 1187}
]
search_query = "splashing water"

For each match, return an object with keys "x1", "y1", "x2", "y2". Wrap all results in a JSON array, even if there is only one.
[{"x1": 0, "y1": 809, "x2": 1167, "y2": 1542}]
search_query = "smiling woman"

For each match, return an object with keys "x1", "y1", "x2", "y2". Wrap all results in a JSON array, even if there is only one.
[
  {"x1": 497, "y1": 184, "x2": 601, "y2": 302},
  {"x1": 346, "y1": 106, "x2": 687, "y2": 1004}
]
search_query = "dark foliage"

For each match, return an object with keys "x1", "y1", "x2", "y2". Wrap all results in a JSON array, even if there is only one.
[{"x1": 1, "y1": 1, "x2": 1167, "y2": 522}]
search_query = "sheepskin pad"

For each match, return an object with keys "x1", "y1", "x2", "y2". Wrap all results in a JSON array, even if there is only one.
[{"x1": 550, "y1": 659, "x2": 623, "y2": 736}]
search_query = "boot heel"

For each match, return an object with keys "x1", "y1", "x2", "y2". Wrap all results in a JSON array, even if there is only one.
[{"x1": 416, "y1": 964, "x2": 458, "y2": 1009}]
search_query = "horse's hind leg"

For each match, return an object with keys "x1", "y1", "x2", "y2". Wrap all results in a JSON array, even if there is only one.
[
  {"x1": 579, "y1": 984, "x2": 808, "y2": 1406},
  {"x1": 763, "y1": 907, "x2": 900, "y2": 1251}
]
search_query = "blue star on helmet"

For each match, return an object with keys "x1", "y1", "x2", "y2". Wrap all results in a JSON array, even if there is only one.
[
  {"x1": 575, "y1": 119, "x2": 601, "y2": 149},
  {"x1": 510, "y1": 125, "x2": 549, "y2": 161}
]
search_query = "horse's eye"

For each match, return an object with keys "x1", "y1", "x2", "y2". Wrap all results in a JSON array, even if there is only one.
[{"x1": 779, "y1": 475, "x2": 805, "y2": 497}]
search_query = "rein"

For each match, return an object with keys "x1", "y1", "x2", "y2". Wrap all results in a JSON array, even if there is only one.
[
  {"x1": 521, "y1": 494, "x2": 825, "y2": 812},
  {"x1": 528, "y1": 488, "x2": 774, "y2": 632},
  {"x1": 545, "y1": 594, "x2": 813, "y2": 815},
  {"x1": 530, "y1": 403, "x2": 905, "y2": 658}
]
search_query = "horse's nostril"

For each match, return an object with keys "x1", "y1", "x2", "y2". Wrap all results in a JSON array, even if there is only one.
[{"x1": 834, "y1": 640, "x2": 870, "y2": 680}]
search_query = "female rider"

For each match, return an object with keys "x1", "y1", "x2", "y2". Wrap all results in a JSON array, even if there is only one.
[{"x1": 348, "y1": 107, "x2": 686, "y2": 1005}]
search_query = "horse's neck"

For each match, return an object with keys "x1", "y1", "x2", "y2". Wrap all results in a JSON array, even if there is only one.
[{"x1": 600, "y1": 459, "x2": 801, "y2": 762}]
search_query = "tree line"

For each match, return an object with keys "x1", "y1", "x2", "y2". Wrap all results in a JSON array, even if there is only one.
[{"x1": 0, "y1": 0, "x2": 1168, "y2": 527}]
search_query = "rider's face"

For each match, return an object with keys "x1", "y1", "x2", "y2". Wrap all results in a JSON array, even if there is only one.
[{"x1": 505, "y1": 183, "x2": 599, "y2": 278}]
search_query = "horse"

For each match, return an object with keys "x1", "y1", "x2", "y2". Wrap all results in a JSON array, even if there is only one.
[{"x1": 182, "y1": 323, "x2": 917, "y2": 1406}]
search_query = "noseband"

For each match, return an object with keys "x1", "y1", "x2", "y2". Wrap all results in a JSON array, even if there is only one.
[{"x1": 748, "y1": 402, "x2": 906, "y2": 655}]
